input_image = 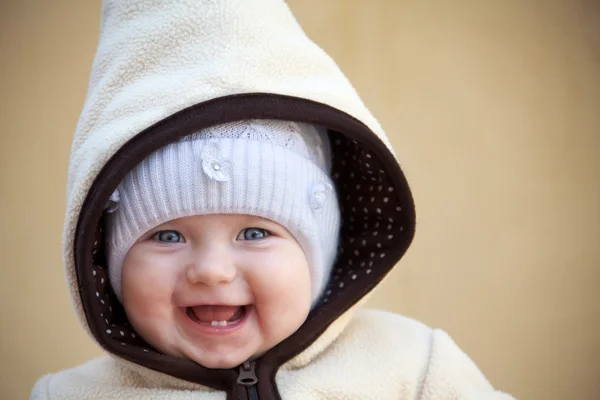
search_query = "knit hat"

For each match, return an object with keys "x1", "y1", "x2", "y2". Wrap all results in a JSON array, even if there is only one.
[{"x1": 105, "y1": 120, "x2": 340, "y2": 305}]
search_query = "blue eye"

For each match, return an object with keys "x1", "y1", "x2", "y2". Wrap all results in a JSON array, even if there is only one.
[
  {"x1": 237, "y1": 228, "x2": 269, "y2": 241},
  {"x1": 153, "y1": 230, "x2": 185, "y2": 243}
]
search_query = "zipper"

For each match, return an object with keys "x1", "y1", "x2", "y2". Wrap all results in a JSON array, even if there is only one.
[{"x1": 238, "y1": 360, "x2": 259, "y2": 400}]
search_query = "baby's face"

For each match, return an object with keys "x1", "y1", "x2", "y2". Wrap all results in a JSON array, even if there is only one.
[{"x1": 121, "y1": 214, "x2": 312, "y2": 369}]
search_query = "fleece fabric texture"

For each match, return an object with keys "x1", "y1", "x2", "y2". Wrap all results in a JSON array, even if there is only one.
[
  {"x1": 33, "y1": 0, "x2": 515, "y2": 398},
  {"x1": 32, "y1": 311, "x2": 514, "y2": 400}
]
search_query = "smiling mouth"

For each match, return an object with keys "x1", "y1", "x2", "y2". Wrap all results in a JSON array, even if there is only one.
[{"x1": 186, "y1": 305, "x2": 249, "y2": 327}]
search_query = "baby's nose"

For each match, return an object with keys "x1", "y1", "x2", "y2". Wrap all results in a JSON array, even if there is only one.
[{"x1": 185, "y1": 247, "x2": 237, "y2": 286}]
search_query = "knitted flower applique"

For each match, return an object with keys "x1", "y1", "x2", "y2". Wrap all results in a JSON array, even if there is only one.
[
  {"x1": 105, "y1": 189, "x2": 120, "y2": 213},
  {"x1": 309, "y1": 181, "x2": 333, "y2": 211},
  {"x1": 200, "y1": 141, "x2": 232, "y2": 182}
]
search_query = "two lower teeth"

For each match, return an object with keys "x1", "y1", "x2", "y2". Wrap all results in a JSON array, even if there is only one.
[{"x1": 190, "y1": 306, "x2": 245, "y2": 326}]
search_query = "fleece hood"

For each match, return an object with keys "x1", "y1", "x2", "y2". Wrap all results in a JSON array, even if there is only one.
[{"x1": 65, "y1": 0, "x2": 415, "y2": 398}]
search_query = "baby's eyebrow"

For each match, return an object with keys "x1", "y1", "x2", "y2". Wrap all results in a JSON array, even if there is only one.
[
  {"x1": 232, "y1": 216, "x2": 280, "y2": 232},
  {"x1": 247, "y1": 217, "x2": 282, "y2": 228}
]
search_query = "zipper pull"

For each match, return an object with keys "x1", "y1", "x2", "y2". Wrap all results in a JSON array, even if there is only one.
[{"x1": 237, "y1": 360, "x2": 258, "y2": 386}]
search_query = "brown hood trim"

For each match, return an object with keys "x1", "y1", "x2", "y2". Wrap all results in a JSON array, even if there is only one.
[{"x1": 74, "y1": 93, "x2": 416, "y2": 397}]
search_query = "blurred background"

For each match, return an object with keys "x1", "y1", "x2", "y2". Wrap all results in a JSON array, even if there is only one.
[{"x1": 1, "y1": 1, "x2": 599, "y2": 399}]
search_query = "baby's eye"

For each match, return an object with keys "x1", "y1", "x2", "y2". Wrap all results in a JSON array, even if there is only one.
[
  {"x1": 152, "y1": 230, "x2": 185, "y2": 243},
  {"x1": 237, "y1": 228, "x2": 270, "y2": 241}
]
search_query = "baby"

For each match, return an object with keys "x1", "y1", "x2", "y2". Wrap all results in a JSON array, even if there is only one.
[{"x1": 32, "y1": 1, "x2": 514, "y2": 399}]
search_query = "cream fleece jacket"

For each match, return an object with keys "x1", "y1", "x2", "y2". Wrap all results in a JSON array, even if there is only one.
[
  {"x1": 32, "y1": 310, "x2": 513, "y2": 400},
  {"x1": 32, "y1": 1, "x2": 514, "y2": 399}
]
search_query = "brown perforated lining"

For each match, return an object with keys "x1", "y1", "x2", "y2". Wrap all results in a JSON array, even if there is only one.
[{"x1": 75, "y1": 93, "x2": 415, "y2": 397}]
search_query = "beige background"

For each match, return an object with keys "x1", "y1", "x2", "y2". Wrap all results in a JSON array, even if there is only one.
[{"x1": 1, "y1": 1, "x2": 599, "y2": 399}]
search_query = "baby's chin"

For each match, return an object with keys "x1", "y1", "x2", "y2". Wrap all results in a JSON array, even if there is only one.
[
  {"x1": 161, "y1": 341, "x2": 258, "y2": 369},
  {"x1": 185, "y1": 348, "x2": 255, "y2": 369}
]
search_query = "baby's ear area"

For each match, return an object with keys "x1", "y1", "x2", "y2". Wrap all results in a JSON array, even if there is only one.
[
  {"x1": 84, "y1": 215, "x2": 154, "y2": 353},
  {"x1": 311, "y1": 128, "x2": 414, "y2": 309}
]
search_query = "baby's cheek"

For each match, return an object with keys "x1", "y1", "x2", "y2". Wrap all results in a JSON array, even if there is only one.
[
  {"x1": 255, "y1": 261, "x2": 308, "y2": 296},
  {"x1": 122, "y1": 260, "x2": 177, "y2": 318},
  {"x1": 255, "y1": 251, "x2": 311, "y2": 309},
  {"x1": 121, "y1": 273, "x2": 177, "y2": 351}
]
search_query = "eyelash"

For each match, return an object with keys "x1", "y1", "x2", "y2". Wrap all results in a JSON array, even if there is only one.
[
  {"x1": 151, "y1": 230, "x2": 184, "y2": 243},
  {"x1": 236, "y1": 227, "x2": 270, "y2": 241},
  {"x1": 150, "y1": 227, "x2": 271, "y2": 243}
]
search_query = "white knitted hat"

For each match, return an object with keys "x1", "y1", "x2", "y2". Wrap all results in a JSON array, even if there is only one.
[{"x1": 105, "y1": 120, "x2": 340, "y2": 305}]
